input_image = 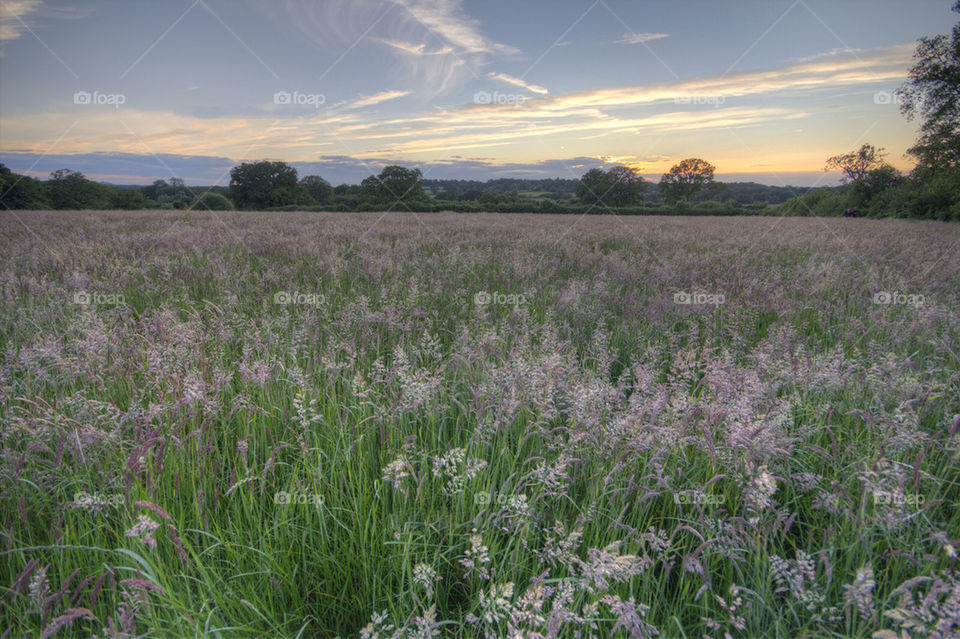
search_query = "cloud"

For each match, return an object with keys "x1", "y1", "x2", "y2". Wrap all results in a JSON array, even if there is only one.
[
  {"x1": 259, "y1": 0, "x2": 516, "y2": 93},
  {"x1": 388, "y1": 0, "x2": 517, "y2": 55},
  {"x1": 529, "y1": 44, "x2": 912, "y2": 112},
  {"x1": 0, "y1": 0, "x2": 42, "y2": 42},
  {"x1": 789, "y1": 47, "x2": 862, "y2": 63},
  {"x1": 379, "y1": 38, "x2": 453, "y2": 55},
  {"x1": 487, "y1": 72, "x2": 549, "y2": 95},
  {"x1": 0, "y1": 45, "x2": 914, "y2": 173},
  {"x1": 346, "y1": 90, "x2": 413, "y2": 109},
  {"x1": 616, "y1": 32, "x2": 670, "y2": 45}
]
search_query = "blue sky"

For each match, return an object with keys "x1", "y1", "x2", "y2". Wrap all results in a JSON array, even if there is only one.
[{"x1": 0, "y1": 0, "x2": 954, "y2": 185}]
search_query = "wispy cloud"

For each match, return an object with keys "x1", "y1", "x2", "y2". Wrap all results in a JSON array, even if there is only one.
[
  {"x1": 616, "y1": 32, "x2": 670, "y2": 45},
  {"x1": 263, "y1": 0, "x2": 516, "y2": 93},
  {"x1": 487, "y1": 72, "x2": 549, "y2": 95},
  {"x1": 0, "y1": 45, "x2": 914, "y2": 168},
  {"x1": 0, "y1": 0, "x2": 42, "y2": 42},
  {"x1": 789, "y1": 47, "x2": 862, "y2": 63},
  {"x1": 379, "y1": 38, "x2": 453, "y2": 55},
  {"x1": 346, "y1": 89, "x2": 412, "y2": 109},
  {"x1": 389, "y1": 0, "x2": 517, "y2": 55}
]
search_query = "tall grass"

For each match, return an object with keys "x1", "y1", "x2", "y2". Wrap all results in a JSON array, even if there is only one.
[{"x1": 1, "y1": 211, "x2": 958, "y2": 638}]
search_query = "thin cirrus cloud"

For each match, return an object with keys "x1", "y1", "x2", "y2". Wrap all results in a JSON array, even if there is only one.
[
  {"x1": 387, "y1": 0, "x2": 517, "y2": 55},
  {"x1": 264, "y1": 0, "x2": 517, "y2": 93},
  {"x1": 616, "y1": 32, "x2": 670, "y2": 45},
  {"x1": 0, "y1": 0, "x2": 42, "y2": 42},
  {"x1": 487, "y1": 72, "x2": 549, "y2": 95},
  {"x1": 379, "y1": 39, "x2": 454, "y2": 56},
  {"x1": 345, "y1": 90, "x2": 413, "y2": 109}
]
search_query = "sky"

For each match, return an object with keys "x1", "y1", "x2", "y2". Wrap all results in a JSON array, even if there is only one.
[{"x1": 0, "y1": 0, "x2": 954, "y2": 186}]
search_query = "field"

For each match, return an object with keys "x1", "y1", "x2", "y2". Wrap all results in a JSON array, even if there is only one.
[{"x1": 1, "y1": 211, "x2": 959, "y2": 638}]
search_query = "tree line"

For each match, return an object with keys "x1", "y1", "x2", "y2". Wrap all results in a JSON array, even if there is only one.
[{"x1": 0, "y1": 157, "x2": 799, "y2": 215}]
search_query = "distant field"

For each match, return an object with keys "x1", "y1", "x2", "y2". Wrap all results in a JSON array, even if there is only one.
[{"x1": 1, "y1": 211, "x2": 958, "y2": 638}]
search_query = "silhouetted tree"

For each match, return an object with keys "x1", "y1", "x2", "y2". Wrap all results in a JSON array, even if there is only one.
[
  {"x1": 659, "y1": 158, "x2": 716, "y2": 204},
  {"x1": 896, "y1": 1, "x2": 960, "y2": 168},
  {"x1": 825, "y1": 144, "x2": 888, "y2": 184},
  {"x1": 577, "y1": 166, "x2": 647, "y2": 207}
]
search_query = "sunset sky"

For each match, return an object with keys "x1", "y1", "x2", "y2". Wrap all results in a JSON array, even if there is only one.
[{"x1": 0, "y1": 0, "x2": 954, "y2": 185}]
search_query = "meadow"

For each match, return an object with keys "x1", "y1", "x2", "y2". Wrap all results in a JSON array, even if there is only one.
[{"x1": 1, "y1": 210, "x2": 958, "y2": 638}]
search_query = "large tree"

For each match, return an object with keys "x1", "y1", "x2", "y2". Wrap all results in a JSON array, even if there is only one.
[
  {"x1": 299, "y1": 175, "x2": 333, "y2": 205},
  {"x1": 46, "y1": 169, "x2": 109, "y2": 209},
  {"x1": 229, "y1": 161, "x2": 300, "y2": 210},
  {"x1": 658, "y1": 158, "x2": 716, "y2": 204},
  {"x1": 360, "y1": 165, "x2": 426, "y2": 205},
  {"x1": 0, "y1": 164, "x2": 50, "y2": 209},
  {"x1": 576, "y1": 166, "x2": 647, "y2": 208},
  {"x1": 896, "y1": 0, "x2": 960, "y2": 168},
  {"x1": 825, "y1": 144, "x2": 888, "y2": 183}
]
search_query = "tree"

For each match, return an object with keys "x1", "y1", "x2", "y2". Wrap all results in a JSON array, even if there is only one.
[
  {"x1": 0, "y1": 164, "x2": 50, "y2": 209},
  {"x1": 577, "y1": 166, "x2": 647, "y2": 208},
  {"x1": 108, "y1": 187, "x2": 151, "y2": 209},
  {"x1": 191, "y1": 192, "x2": 234, "y2": 211},
  {"x1": 853, "y1": 165, "x2": 903, "y2": 205},
  {"x1": 825, "y1": 144, "x2": 888, "y2": 183},
  {"x1": 360, "y1": 165, "x2": 426, "y2": 205},
  {"x1": 143, "y1": 179, "x2": 169, "y2": 202},
  {"x1": 896, "y1": 1, "x2": 960, "y2": 168},
  {"x1": 46, "y1": 169, "x2": 109, "y2": 209},
  {"x1": 576, "y1": 168, "x2": 607, "y2": 206},
  {"x1": 658, "y1": 158, "x2": 716, "y2": 204},
  {"x1": 604, "y1": 165, "x2": 647, "y2": 206},
  {"x1": 299, "y1": 175, "x2": 333, "y2": 205},
  {"x1": 229, "y1": 161, "x2": 299, "y2": 209}
]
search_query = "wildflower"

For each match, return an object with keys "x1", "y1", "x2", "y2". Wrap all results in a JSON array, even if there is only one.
[
  {"x1": 601, "y1": 594, "x2": 658, "y2": 639},
  {"x1": 29, "y1": 564, "x2": 48, "y2": 611},
  {"x1": 744, "y1": 465, "x2": 777, "y2": 525},
  {"x1": 466, "y1": 582, "x2": 514, "y2": 625},
  {"x1": 381, "y1": 455, "x2": 411, "y2": 494},
  {"x1": 460, "y1": 529, "x2": 492, "y2": 580},
  {"x1": 413, "y1": 562, "x2": 441, "y2": 598},
  {"x1": 125, "y1": 514, "x2": 160, "y2": 548},
  {"x1": 843, "y1": 563, "x2": 876, "y2": 619},
  {"x1": 359, "y1": 610, "x2": 395, "y2": 639},
  {"x1": 576, "y1": 541, "x2": 648, "y2": 594},
  {"x1": 432, "y1": 447, "x2": 487, "y2": 496},
  {"x1": 410, "y1": 604, "x2": 441, "y2": 639}
]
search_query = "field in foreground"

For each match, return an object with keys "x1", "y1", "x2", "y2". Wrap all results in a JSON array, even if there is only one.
[{"x1": 1, "y1": 211, "x2": 958, "y2": 638}]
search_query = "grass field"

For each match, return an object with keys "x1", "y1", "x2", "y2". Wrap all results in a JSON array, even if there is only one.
[{"x1": 1, "y1": 211, "x2": 958, "y2": 638}]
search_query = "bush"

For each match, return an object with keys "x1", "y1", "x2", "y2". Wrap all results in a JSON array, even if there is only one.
[{"x1": 191, "y1": 192, "x2": 234, "y2": 211}]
